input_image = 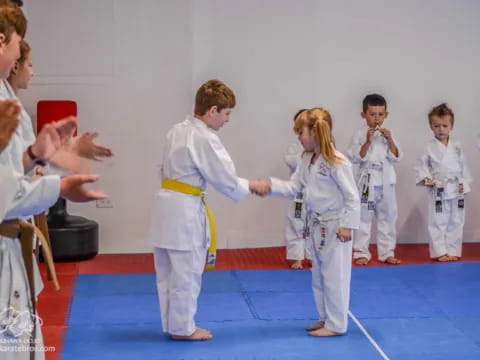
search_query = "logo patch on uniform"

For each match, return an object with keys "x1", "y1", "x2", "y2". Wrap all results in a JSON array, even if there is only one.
[
  {"x1": 13, "y1": 290, "x2": 20, "y2": 299},
  {"x1": 318, "y1": 162, "x2": 329, "y2": 176}
]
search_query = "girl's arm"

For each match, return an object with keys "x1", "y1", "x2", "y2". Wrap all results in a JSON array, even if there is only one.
[
  {"x1": 191, "y1": 131, "x2": 250, "y2": 202},
  {"x1": 333, "y1": 159, "x2": 360, "y2": 230},
  {"x1": 269, "y1": 155, "x2": 308, "y2": 199}
]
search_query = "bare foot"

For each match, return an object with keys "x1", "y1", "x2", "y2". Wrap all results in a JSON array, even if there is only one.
[
  {"x1": 291, "y1": 260, "x2": 303, "y2": 269},
  {"x1": 354, "y1": 257, "x2": 369, "y2": 265},
  {"x1": 308, "y1": 328, "x2": 341, "y2": 337},
  {"x1": 448, "y1": 256, "x2": 460, "y2": 261},
  {"x1": 306, "y1": 321, "x2": 325, "y2": 331},
  {"x1": 383, "y1": 256, "x2": 401, "y2": 265},
  {"x1": 170, "y1": 327, "x2": 213, "y2": 341},
  {"x1": 436, "y1": 255, "x2": 450, "y2": 262}
]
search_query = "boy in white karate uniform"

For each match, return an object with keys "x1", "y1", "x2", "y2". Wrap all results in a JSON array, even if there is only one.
[
  {"x1": 148, "y1": 79, "x2": 257, "y2": 341},
  {"x1": 414, "y1": 103, "x2": 472, "y2": 261},
  {"x1": 284, "y1": 109, "x2": 310, "y2": 269},
  {"x1": 347, "y1": 94, "x2": 402, "y2": 265}
]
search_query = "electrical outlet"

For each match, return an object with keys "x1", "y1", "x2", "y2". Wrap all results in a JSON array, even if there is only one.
[{"x1": 96, "y1": 198, "x2": 113, "y2": 208}]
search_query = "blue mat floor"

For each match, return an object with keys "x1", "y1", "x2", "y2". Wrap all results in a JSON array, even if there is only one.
[{"x1": 64, "y1": 262, "x2": 480, "y2": 360}]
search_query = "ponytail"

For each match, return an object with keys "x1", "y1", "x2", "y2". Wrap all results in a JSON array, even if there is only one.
[
  {"x1": 313, "y1": 117, "x2": 341, "y2": 166},
  {"x1": 293, "y1": 107, "x2": 340, "y2": 166}
]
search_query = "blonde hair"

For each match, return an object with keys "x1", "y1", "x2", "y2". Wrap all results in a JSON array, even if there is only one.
[{"x1": 294, "y1": 107, "x2": 341, "y2": 166}]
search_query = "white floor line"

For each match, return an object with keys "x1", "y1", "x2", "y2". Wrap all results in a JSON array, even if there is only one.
[{"x1": 348, "y1": 310, "x2": 390, "y2": 360}]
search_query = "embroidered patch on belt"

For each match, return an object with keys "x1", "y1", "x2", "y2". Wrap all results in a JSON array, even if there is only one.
[{"x1": 13, "y1": 290, "x2": 20, "y2": 299}]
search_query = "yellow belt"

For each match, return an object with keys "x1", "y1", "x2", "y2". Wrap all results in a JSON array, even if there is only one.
[{"x1": 161, "y1": 178, "x2": 217, "y2": 270}]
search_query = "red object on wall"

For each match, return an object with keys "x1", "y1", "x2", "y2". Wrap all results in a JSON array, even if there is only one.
[{"x1": 37, "y1": 100, "x2": 77, "y2": 135}]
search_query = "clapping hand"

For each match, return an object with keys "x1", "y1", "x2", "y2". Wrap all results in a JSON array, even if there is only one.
[
  {"x1": 67, "y1": 132, "x2": 113, "y2": 161},
  {"x1": 32, "y1": 116, "x2": 77, "y2": 161},
  {"x1": 0, "y1": 99, "x2": 20, "y2": 153}
]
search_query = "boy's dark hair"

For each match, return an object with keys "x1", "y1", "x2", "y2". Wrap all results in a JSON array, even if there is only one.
[
  {"x1": 194, "y1": 79, "x2": 235, "y2": 116},
  {"x1": 0, "y1": 0, "x2": 27, "y2": 41},
  {"x1": 428, "y1": 103, "x2": 454, "y2": 126},
  {"x1": 362, "y1": 94, "x2": 387, "y2": 112}
]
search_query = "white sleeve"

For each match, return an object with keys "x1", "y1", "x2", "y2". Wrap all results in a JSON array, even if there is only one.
[
  {"x1": 332, "y1": 161, "x2": 360, "y2": 229},
  {"x1": 190, "y1": 132, "x2": 249, "y2": 202},
  {"x1": 270, "y1": 160, "x2": 305, "y2": 199},
  {"x1": 386, "y1": 134, "x2": 402, "y2": 163},
  {"x1": 3, "y1": 175, "x2": 61, "y2": 220},
  {"x1": 0, "y1": 165, "x2": 18, "y2": 221},
  {"x1": 458, "y1": 145, "x2": 473, "y2": 185},
  {"x1": 346, "y1": 130, "x2": 365, "y2": 164},
  {"x1": 413, "y1": 147, "x2": 431, "y2": 185}
]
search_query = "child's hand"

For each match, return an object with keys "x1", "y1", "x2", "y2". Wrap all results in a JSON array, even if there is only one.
[
  {"x1": 423, "y1": 177, "x2": 434, "y2": 187},
  {"x1": 0, "y1": 99, "x2": 20, "y2": 152},
  {"x1": 29, "y1": 165, "x2": 46, "y2": 182},
  {"x1": 60, "y1": 174, "x2": 106, "y2": 202},
  {"x1": 35, "y1": 166, "x2": 45, "y2": 176},
  {"x1": 336, "y1": 227, "x2": 352, "y2": 242},
  {"x1": 68, "y1": 132, "x2": 114, "y2": 161},
  {"x1": 365, "y1": 128, "x2": 376, "y2": 144},
  {"x1": 249, "y1": 179, "x2": 271, "y2": 197},
  {"x1": 32, "y1": 116, "x2": 77, "y2": 161},
  {"x1": 379, "y1": 128, "x2": 392, "y2": 140}
]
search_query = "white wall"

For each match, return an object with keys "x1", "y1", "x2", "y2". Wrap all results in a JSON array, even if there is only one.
[
  {"x1": 21, "y1": 0, "x2": 480, "y2": 253},
  {"x1": 22, "y1": 0, "x2": 193, "y2": 253}
]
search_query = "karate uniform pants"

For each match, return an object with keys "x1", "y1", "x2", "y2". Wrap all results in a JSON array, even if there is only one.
[
  {"x1": 309, "y1": 219, "x2": 352, "y2": 334},
  {"x1": 428, "y1": 198, "x2": 464, "y2": 258},
  {"x1": 353, "y1": 185, "x2": 397, "y2": 262},
  {"x1": 285, "y1": 201, "x2": 310, "y2": 261},
  {"x1": 153, "y1": 244, "x2": 207, "y2": 336}
]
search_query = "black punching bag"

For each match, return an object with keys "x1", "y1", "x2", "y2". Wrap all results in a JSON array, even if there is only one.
[{"x1": 47, "y1": 198, "x2": 99, "y2": 262}]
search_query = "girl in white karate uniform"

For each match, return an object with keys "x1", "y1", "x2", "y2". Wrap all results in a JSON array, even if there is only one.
[
  {"x1": 148, "y1": 80, "x2": 253, "y2": 341},
  {"x1": 414, "y1": 103, "x2": 472, "y2": 261},
  {"x1": 256, "y1": 108, "x2": 360, "y2": 336}
]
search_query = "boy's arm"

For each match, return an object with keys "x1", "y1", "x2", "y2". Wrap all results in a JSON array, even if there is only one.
[
  {"x1": 4, "y1": 174, "x2": 106, "y2": 221},
  {"x1": 332, "y1": 160, "x2": 360, "y2": 230},
  {"x1": 381, "y1": 129, "x2": 402, "y2": 161},
  {"x1": 457, "y1": 144, "x2": 473, "y2": 186},
  {"x1": 346, "y1": 129, "x2": 368, "y2": 164},
  {"x1": 3, "y1": 175, "x2": 61, "y2": 220},
  {"x1": 191, "y1": 133, "x2": 249, "y2": 202},
  {"x1": 413, "y1": 147, "x2": 432, "y2": 186}
]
